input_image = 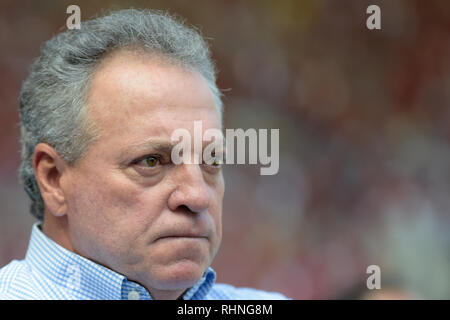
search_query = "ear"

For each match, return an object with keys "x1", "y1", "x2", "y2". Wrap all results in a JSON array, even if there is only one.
[{"x1": 33, "y1": 143, "x2": 69, "y2": 217}]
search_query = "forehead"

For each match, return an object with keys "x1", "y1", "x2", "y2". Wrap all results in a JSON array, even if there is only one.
[{"x1": 86, "y1": 49, "x2": 220, "y2": 143}]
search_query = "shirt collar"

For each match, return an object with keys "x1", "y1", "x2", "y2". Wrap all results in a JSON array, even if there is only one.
[{"x1": 25, "y1": 222, "x2": 216, "y2": 300}]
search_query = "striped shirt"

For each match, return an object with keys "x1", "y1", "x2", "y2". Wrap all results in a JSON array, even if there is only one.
[{"x1": 0, "y1": 223, "x2": 287, "y2": 300}]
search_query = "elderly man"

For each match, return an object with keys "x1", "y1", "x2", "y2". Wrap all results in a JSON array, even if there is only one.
[{"x1": 0, "y1": 9, "x2": 286, "y2": 300}]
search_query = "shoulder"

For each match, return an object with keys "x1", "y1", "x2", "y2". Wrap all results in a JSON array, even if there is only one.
[
  {"x1": 0, "y1": 260, "x2": 24, "y2": 293},
  {"x1": 208, "y1": 283, "x2": 289, "y2": 300},
  {"x1": 0, "y1": 259, "x2": 41, "y2": 299}
]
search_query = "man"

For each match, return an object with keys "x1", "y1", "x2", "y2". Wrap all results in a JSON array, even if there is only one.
[{"x1": 0, "y1": 9, "x2": 287, "y2": 300}]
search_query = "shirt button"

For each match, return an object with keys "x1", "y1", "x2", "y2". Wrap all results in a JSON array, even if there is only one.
[{"x1": 128, "y1": 290, "x2": 140, "y2": 300}]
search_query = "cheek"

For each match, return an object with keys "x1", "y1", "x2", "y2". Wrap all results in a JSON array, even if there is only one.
[
  {"x1": 211, "y1": 179, "x2": 225, "y2": 241},
  {"x1": 64, "y1": 167, "x2": 161, "y2": 237},
  {"x1": 63, "y1": 169, "x2": 173, "y2": 262},
  {"x1": 65, "y1": 170, "x2": 130, "y2": 216},
  {"x1": 125, "y1": 188, "x2": 171, "y2": 230}
]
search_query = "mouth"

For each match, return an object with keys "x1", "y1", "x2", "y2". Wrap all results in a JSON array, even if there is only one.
[{"x1": 155, "y1": 234, "x2": 209, "y2": 242}]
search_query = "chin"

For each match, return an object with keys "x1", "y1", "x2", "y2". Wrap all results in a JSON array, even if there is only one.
[{"x1": 152, "y1": 259, "x2": 208, "y2": 291}]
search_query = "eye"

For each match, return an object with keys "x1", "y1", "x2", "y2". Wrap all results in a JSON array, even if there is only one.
[
  {"x1": 202, "y1": 156, "x2": 223, "y2": 174},
  {"x1": 144, "y1": 156, "x2": 159, "y2": 167},
  {"x1": 135, "y1": 155, "x2": 161, "y2": 168},
  {"x1": 202, "y1": 150, "x2": 225, "y2": 168},
  {"x1": 210, "y1": 158, "x2": 222, "y2": 167}
]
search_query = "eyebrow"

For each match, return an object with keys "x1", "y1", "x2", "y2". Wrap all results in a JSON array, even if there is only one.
[
  {"x1": 119, "y1": 137, "x2": 227, "y2": 162},
  {"x1": 119, "y1": 139, "x2": 178, "y2": 160}
]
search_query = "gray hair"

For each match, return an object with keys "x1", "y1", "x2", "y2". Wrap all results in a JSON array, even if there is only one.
[{"x1": 19, "y1": 9, "x2": 222, "y2": 220}]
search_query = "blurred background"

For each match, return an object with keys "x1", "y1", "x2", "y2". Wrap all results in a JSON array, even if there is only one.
[{"x1": 1, "y1": 0, "x2": 449, "y2": 299}]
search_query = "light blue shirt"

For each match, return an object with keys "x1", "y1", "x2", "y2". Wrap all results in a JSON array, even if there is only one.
[{"x1": 0, "y1": 223, "x2": 287, "y2": 300}]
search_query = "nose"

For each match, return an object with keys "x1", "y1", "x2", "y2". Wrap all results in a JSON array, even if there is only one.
[{"x1": 168, "y1": 164, "x2": 212, "y2": 214}]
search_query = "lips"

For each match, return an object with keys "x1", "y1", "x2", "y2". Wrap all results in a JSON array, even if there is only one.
[
  {"x1": 154, "y1": 232, "x2": 209, "y2": 242},
  {"x1": 158, "y1": 235, "x2": 208, "y2": 241}
]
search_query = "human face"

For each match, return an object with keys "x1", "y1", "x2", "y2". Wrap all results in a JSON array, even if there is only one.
[{"x1": 59, "y1": 50, "x2": 224, "y2": 299}]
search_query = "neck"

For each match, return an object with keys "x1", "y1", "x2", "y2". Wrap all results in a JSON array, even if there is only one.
[
  {"x1": 42, "y1": 212, "x2": 75, "y2": 253},
  {"x1": 151, "y1": 289, "x2": 186, "y2": 300}
]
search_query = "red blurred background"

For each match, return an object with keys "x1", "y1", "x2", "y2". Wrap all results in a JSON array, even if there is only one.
[{"x1": 0, "y1": 0, "x2": 449, "y2": 299}]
